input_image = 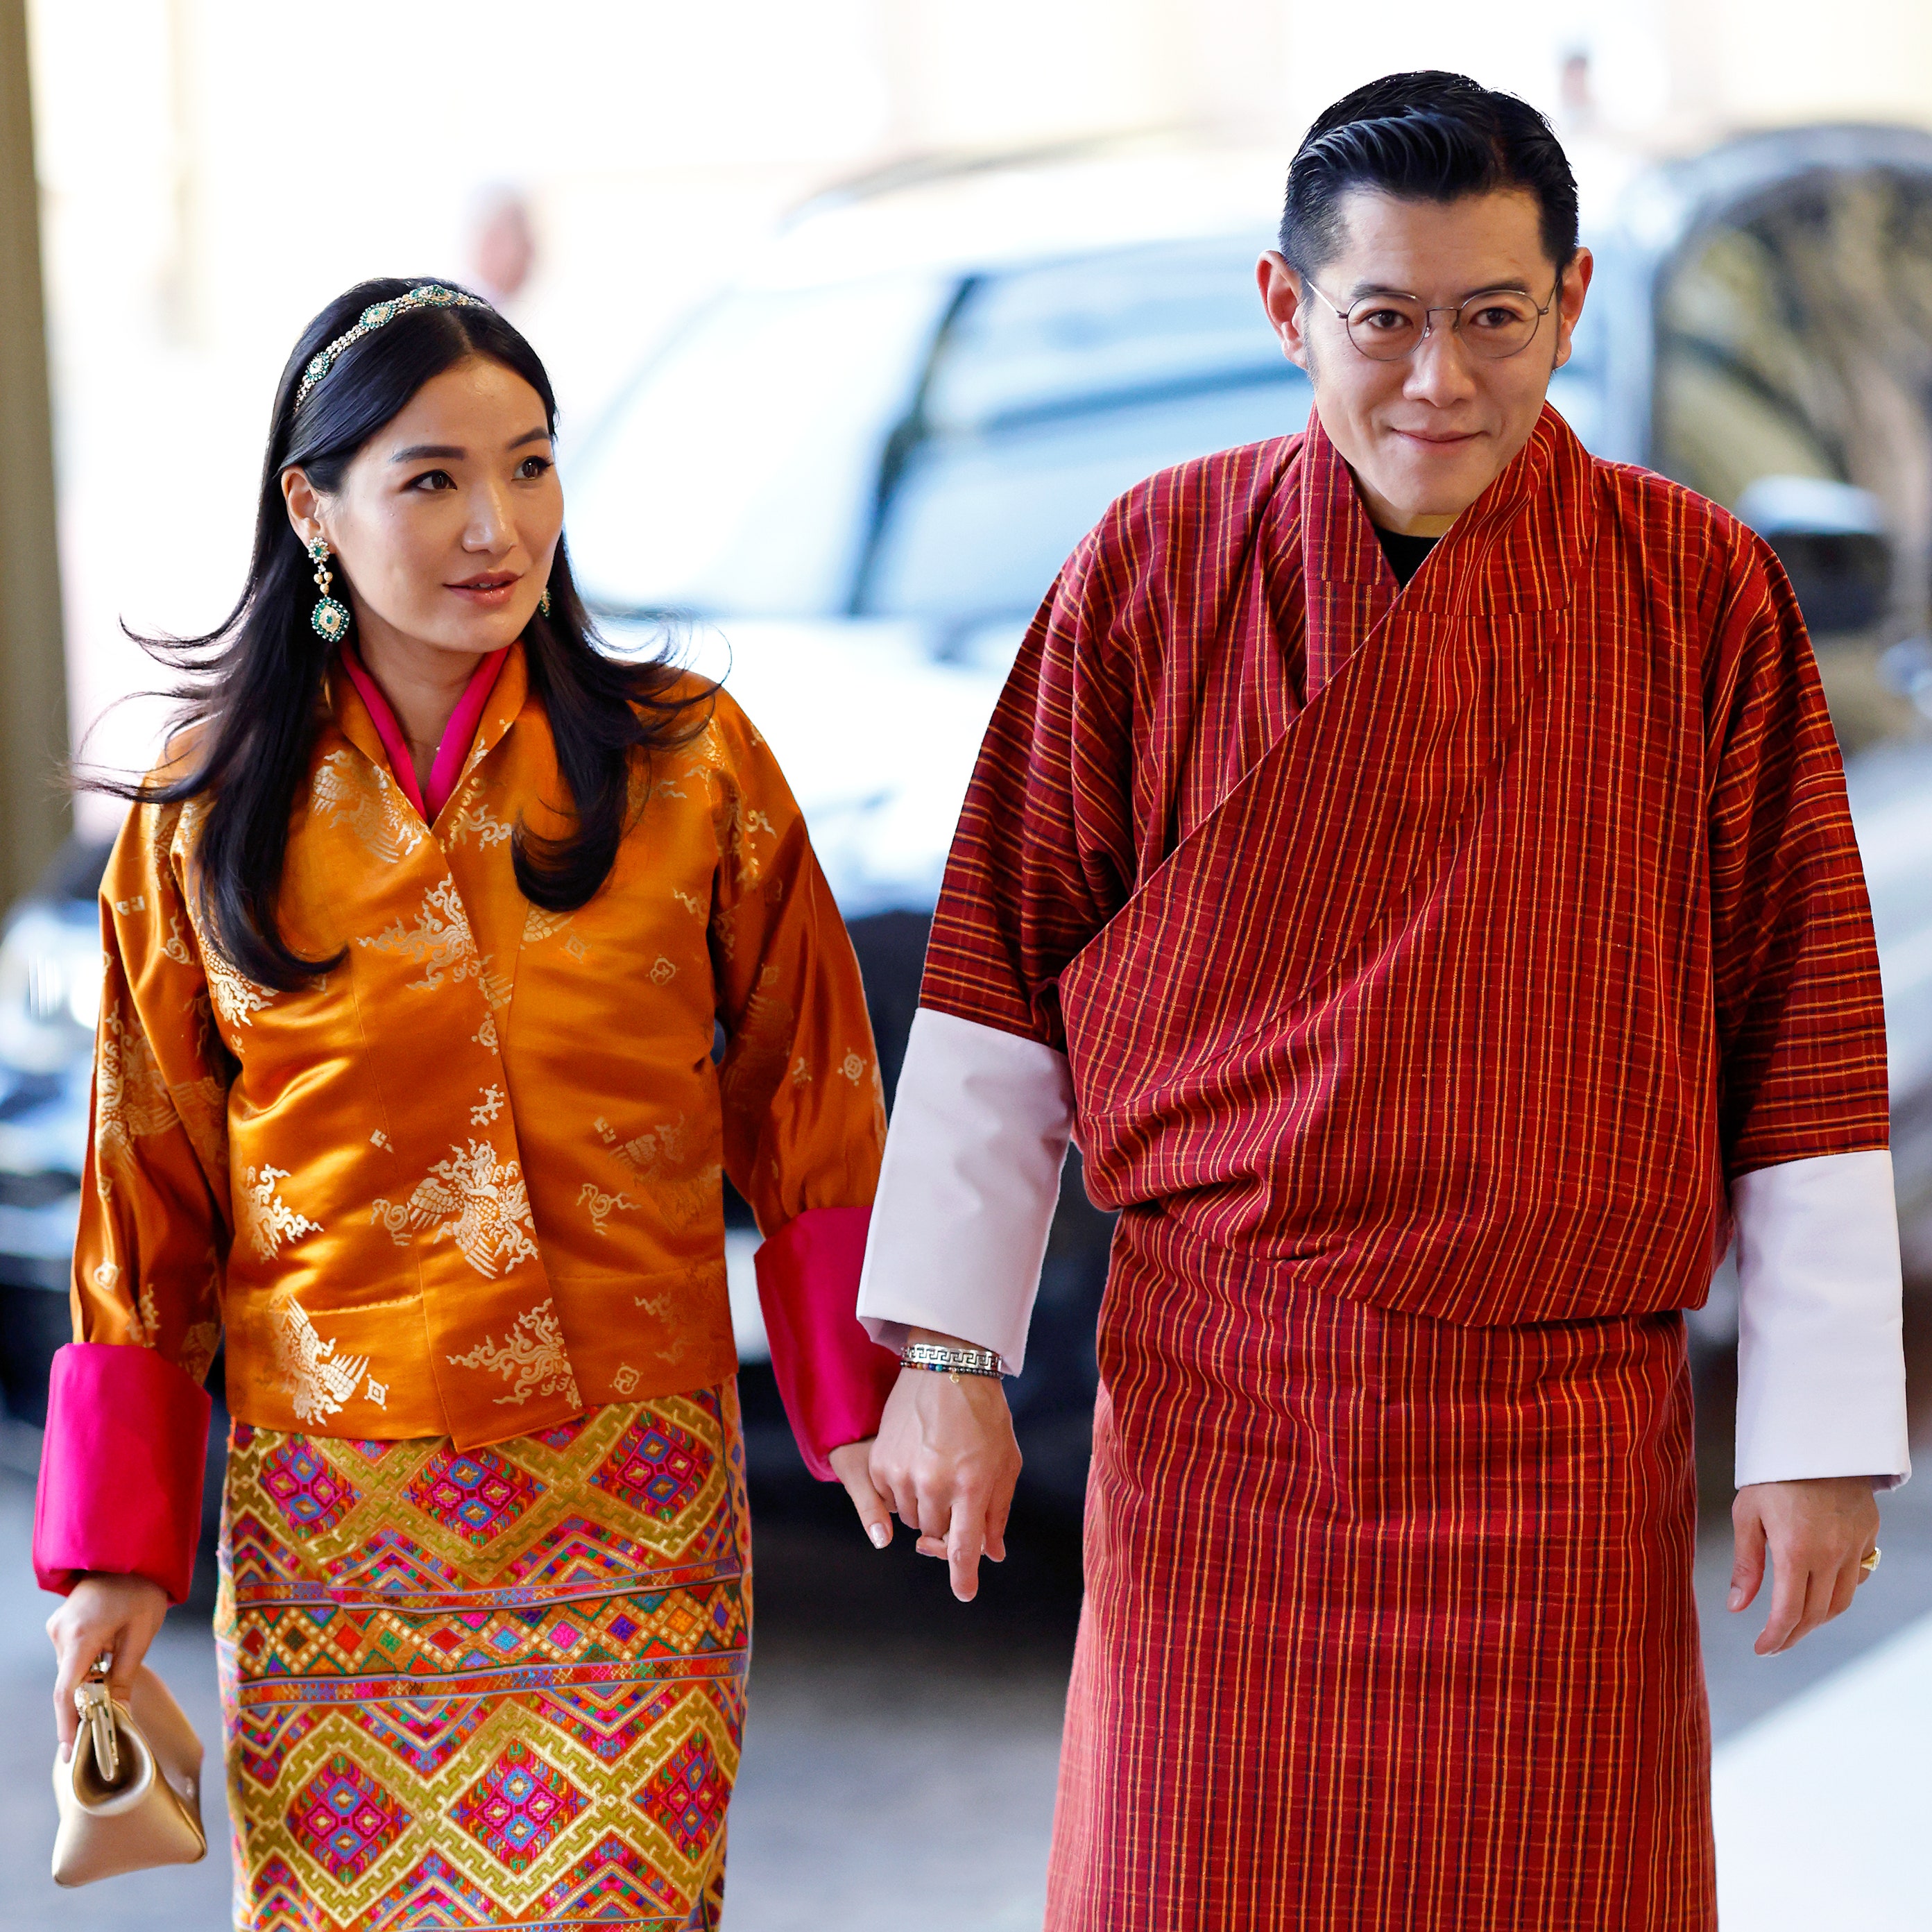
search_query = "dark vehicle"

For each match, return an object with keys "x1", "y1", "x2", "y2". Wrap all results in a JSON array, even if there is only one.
[{"x1": 7, "y1": 129, "x2": 1932, "y2": 1510}]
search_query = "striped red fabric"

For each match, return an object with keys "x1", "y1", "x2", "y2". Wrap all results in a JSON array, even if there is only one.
[
  {"x1": 1048, "y1": 1211, "x2": 1713, "y2": 1931},
  {"x1": 918, "y1": 407, "x2": 1886, "y2": 1926},
  {"x1": 923, "y1": 406, "x2": 1887, "y2": 1328}
]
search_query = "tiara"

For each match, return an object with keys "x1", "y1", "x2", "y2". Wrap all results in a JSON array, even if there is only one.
[{"x1": 293, "y1": 284, "x2": 490, "y2": 411}]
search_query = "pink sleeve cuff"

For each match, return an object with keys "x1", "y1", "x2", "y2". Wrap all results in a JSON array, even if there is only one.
[
  {"x1": 34, "y1": 1344, "x2": 212, "y2": 1605},
  {"x1": 754, "y1": 1205, "x2": 900, "y2": 1481}
]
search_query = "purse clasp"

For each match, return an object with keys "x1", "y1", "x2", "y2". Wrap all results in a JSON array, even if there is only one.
[{"x1": 74, "y1": 1652, "x2": 118, "y2": 1784}]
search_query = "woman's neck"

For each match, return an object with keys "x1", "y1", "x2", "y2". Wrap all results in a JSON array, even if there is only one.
[{"x1": 351, "y1": 626, "x2": 486, "y2": 793}]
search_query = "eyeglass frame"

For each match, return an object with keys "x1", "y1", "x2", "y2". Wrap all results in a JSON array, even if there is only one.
[{"x1": 1300, "y1": 271, "x2": 1566, "y2": 363}]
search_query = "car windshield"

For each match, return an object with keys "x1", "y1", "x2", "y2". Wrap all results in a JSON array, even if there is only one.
[
  {"x1": 856, "y1": 239, "x2": 1313, "y2": 624},
  {"x1": 568, "y1": 237, "x2": 1315, "y2": 626},
  {"x1": 566, "y1": 273, "x2": 954, "y2": 618}
]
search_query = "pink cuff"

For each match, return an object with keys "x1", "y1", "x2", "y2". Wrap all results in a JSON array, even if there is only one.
[
  {"x1": 755, "y1": 1205, "x2": 899, "y2": 1481},
  {"x1": 34, "y1": 1344, "x2": 212, "y2": 1605}
]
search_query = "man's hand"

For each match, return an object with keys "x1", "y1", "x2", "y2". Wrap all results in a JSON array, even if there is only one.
[
  {"x1": 46, "y1": 1573, "x2": 169, "y2": 1758},
  {"x1": 867, "y1": 1331, "x2": 1022, "y2": 1602},
  {"x1": 1730, "y1": 1476, "x2": 1880, "y2": 1656}
]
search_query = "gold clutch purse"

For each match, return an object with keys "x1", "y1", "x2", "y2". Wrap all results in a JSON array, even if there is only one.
[{"x1": 51, "y1": 1655, "x2": 207, "y2": 1886}]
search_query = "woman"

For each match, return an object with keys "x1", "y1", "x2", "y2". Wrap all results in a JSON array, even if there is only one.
[{"x1": 36, "y1": 278, "x2": 898, "y2": 1929}]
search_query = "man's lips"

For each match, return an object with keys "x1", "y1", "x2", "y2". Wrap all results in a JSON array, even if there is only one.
[{"x1": 1390, "y1": 428, "x2": 1485, "y2": 448}]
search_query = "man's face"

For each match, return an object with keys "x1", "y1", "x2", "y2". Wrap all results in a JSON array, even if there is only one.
[{"x1": 1257, "y1": 187, "x2": 1592, "y2": 536}]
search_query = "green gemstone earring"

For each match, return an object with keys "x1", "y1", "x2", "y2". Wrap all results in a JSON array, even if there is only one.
[
  {"x1": 308, "y1": 538, "x2": 351, "y2": 643},
  {"x1": 538, "y1": 586, "x2": 552, "y2": 618}
]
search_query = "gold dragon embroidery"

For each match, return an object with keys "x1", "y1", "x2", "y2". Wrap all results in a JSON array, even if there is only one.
[
  {"x1": 578, "y1": 1180, "x2": 640, "y2": 1236},
  {"x1": 205, "y1": 951, "x2": 275, "y2": 1031},
  {"x1": 374, "y1": 1140, "x2": 540, "y2": 1279},
  {"x1": 446, "y1": 1298, "x2": 581, "y2": 1408},
  {"x1": 595, "y1": 1112, "x2": 719, "y2": 1230},
  {"x1": 273, "y1": 1298, "x2": 373, "y2": 1425},
  {"x1": 522, "y1": 905, "x2": 574, "y2": 946},
  {"x1": 94, "y1": 1000, "x2": 178, "y2": 1163},
  {"x1": 239, "y1": 1165, "x2": 324, "y2": 1262},
  {"x1": 357, "y1": 878, "x2": 486, "y2": 992},
  {"x1": 441, "y1": 798, "x2": 513, "y2": 850},
  {"x1": 310, "y1": 750, "x2": 426, "y2": 863}
]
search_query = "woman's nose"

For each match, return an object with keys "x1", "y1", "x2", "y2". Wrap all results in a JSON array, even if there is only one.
[{"x1": 463, "y1": 484, "x2": 514, "y2": 551}]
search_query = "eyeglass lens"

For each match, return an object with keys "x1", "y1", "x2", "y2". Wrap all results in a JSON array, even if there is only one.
[{"x1": 1345, "y1": 290, "x2": 1546, "y2": 361}]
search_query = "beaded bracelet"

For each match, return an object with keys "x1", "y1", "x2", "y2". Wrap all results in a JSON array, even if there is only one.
[{"x1": 899, "y1": 1342, "x2": 1003, "y2": 1380}]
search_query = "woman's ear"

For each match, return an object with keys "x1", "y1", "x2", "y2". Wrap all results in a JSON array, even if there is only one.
[{"x1": 282, "y1": 466, "x2": 324, "y2": 548}]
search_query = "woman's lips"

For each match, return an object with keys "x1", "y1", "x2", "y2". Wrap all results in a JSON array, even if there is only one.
[{"x1": 446, "y1": 573, "x2": 519, "y2": 608}]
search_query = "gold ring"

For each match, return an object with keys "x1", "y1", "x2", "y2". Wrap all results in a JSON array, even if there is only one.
[{"x1": 1859, "y1": 1546, "x2": 1881, "y2": 1577}]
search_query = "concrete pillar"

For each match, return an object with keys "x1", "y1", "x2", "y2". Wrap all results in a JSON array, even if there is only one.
[{"x1": 0, "y1": 0, "x2": 71, "y2": 902}]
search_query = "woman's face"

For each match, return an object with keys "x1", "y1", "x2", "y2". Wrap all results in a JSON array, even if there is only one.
[{"x1": 283, "y1": 354, "x2": 563, "y2": 661}]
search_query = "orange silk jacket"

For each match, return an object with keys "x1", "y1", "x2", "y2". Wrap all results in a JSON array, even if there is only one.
[{"x1": 74, "y1": 645, "x2": 884, "y2": 1451}]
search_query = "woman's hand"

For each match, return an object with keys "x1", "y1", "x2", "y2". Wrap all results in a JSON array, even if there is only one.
[
  {"x1": 46, "y1": 1573, "x2": 169, "y2": 1759},
  {"x1": 829, "y1": 1438, "x2": 894, "y2": 1549},
  {"x1": 1730, "y1": 1476, "x2": 1880, "y2": 1656},
  {"x1": 867, "y1": 1335, "x2": 1023, "y2": 1602}
]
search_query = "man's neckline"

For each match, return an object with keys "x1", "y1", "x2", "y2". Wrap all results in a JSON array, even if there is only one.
[{"x1": 1372, "y1": 524, "x2": 1440, "y2": 589}]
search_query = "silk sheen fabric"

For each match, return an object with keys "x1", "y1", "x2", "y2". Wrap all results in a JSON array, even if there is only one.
[{"x1": 70, "y1": 644, "x2": 885, "y2": 1449}]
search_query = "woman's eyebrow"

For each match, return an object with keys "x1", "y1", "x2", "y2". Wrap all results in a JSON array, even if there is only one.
[{"x1": 390, "y1": 427, "x2": 550, "y2": 463}]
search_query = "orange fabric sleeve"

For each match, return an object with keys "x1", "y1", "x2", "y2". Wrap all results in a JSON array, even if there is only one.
[
  {"x1": 71, "y1": 801, "x2": 230, "y2": 1385},
  {"x1": 706, "y1": 696, "x2": 886, "y2": 1236}
]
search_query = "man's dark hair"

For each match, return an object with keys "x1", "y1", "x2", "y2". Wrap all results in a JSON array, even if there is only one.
[{"x1": 1279, "y1": 71, "x2": 1579, "y2": 276}]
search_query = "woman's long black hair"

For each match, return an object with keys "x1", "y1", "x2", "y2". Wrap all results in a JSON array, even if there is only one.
[{"x1": 89, "y1": 276, "x2": 711, "y2": 989}]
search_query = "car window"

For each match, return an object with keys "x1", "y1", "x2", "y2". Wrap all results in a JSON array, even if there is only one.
[
  {"x1": 860, "y1": 381, "x2": 1310, "y2": 624},
  {"x1": 857, "y1": 239, "x2": 1313, "y2": 622},
  {"x1": 1655, "y1": 170, "x2": 1932, "y2": 527},
  {"x1": 565, "y1": 275, "x2": 952, "y2": 617}
]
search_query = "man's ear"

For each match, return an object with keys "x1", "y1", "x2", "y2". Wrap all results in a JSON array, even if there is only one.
[
  {"x1": 1553, "y1": 246, "x2": 1594, "y2": 370},
  {"x1": 1257, "y1": 251, "x2": 1314, "y2": 373}
]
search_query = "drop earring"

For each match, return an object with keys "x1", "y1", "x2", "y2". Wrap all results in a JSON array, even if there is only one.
[
  {"x1": 308, "y1": 537, "x2": 351, "y2": 643},
  {"x1": 538, "y1": 586, "x2": 552, "y2": 618}
]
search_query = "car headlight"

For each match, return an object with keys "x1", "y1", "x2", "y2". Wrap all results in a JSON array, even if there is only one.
[{"x1": 0, "y1": 905, "x2": 103, "y2": 1076}]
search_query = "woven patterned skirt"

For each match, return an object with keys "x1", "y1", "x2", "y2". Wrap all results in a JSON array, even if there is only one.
[
  {"x1": 215, "y1": 1385, "x2": 750, "y2": 1931},
  {"x1": 1048, "y1": 1215, "x2": 1714, "y2": 1932}
]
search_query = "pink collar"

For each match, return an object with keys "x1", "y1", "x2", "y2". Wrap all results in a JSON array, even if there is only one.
[{"x1": 340, "y1": 644, "x2": 510, "y2": 823}]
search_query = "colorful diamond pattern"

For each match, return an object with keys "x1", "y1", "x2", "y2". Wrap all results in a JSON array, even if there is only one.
[
  {"x1": 287, "y1": 1752, "x2": 409, "y2": 1882},
  {"x1": 404, "y1": 1446, "x2": 540, "y2": 1545},
  {"x1": 222, "y1": 1392, "x2": 748, "y2": 1931},
  {"x1": 592, "y1": 1416, "x2": 712, "y2": 1523},
  {"x1": 259, "y1": 1440, "x2": 363, "y2": 1537},
  {"x1": 453, "y1": 1741, "x2": 585, "y2": 1872},
  {"x1": 635, "y1": 1731, "x2": 728, "y2": 1858}
]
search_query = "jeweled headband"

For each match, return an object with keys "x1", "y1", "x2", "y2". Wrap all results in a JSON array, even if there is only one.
[{"x1": 292, "y1": 284, "x2": 490, "y2": 412}]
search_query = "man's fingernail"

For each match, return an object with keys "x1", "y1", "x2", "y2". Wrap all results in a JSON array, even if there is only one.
[{"x1": 868, "y1": 1523, "x2": 889, "y2": 1549}]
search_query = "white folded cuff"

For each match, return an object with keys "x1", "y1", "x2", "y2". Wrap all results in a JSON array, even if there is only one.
[
  {"x1": 857, "y1": 1007, "x2": 1075, "y2": 1373},
  {"x1": 1732, "y1": 1148, "x2": 1910, "y2": 1489}
]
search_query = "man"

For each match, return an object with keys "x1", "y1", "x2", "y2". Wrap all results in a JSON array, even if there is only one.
[{"x1": 851, "y1": 71, "x2": 1907, "y2": 1931}]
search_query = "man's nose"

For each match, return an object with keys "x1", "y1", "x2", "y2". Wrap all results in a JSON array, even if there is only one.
[{"x1": 1403, "y1": 319, "x2": 1480, "y2": 404}]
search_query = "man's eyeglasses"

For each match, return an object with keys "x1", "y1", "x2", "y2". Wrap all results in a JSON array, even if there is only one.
[{"x1": 1302, "y1": 273, "x2": 1564, "y2": 363}]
